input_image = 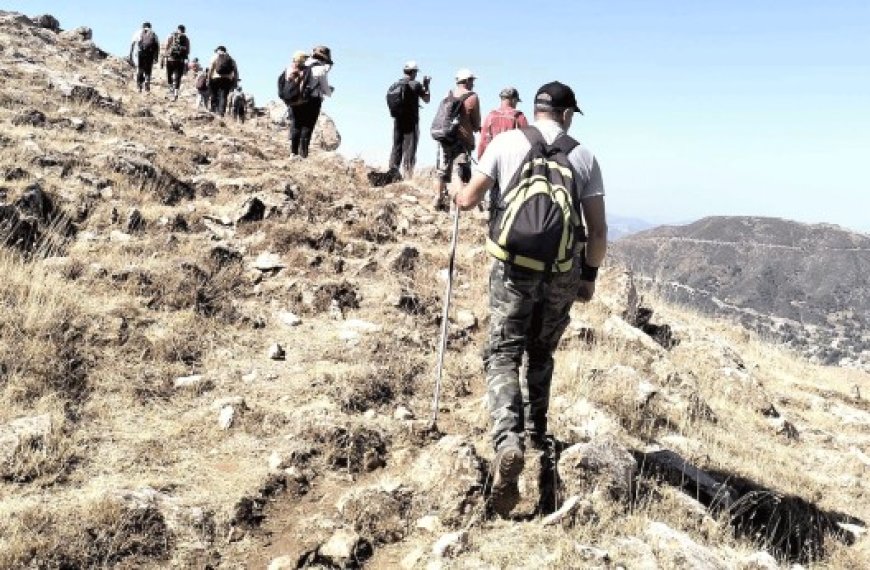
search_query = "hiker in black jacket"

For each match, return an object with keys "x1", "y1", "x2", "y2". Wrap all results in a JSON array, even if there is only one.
[
  {"x1": 208, "y1": 46, "x2": 238, "y2": 116},
  {"x1": 388, "y1": 61, "x2": 430, "y2": 179}
]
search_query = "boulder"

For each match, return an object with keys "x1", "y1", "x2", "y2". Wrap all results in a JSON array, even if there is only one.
[
  {"x1": 11, "y1": 109, "x2": 46, "y2": 127},
  {"x1": 738, "y1": 551, "x2": 779, "y2": 570},
  {"x1": 603, "y1": 315, "x2": 664, "y2": 355},
  {"x1": 406, "y1": 435, "x2": 486, "y2": 524},
  {"x1": 558, "y1": 436, "x2": 637, "y2": 503},
  {"x1": 60, "y1": 26, "x2": 92, "y2": 41},
  {"x1": 32, "y1": 14, "x2": 60, "y2": 32},
  {"x1": 336, "y1": 483, "x2": 414, "y2": 544},
  {"x1": 645, "y1": 522, "x2": 728, "y2": 570},
  {"x1": 318, "y1": 528, "x2": 371, "y2": 568},
  {"x1": 432, "y1": 530, "x2": 467, "y2": 558},
  {"x1": 312, "y1": 112, "x2": 341, "y2": 151},
  {"x1": 236, "y1": 196, "x2": 266, "y2": 224}
]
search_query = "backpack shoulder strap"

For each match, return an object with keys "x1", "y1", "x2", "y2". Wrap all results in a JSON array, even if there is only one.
[
  {"x1": 520, "y1": 126, "x2": 546, "y2": 148},
  {"x1": 552, "y1": 133, "x2": 580, "y2": 156}
]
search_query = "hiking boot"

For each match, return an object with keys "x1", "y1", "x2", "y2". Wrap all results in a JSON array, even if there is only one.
[
  {"x1": 432, "y1": 190, "x2": 450, "y2": 212},
  {"x1": 530, "y1": 434, "x2": 560, "y2": 515},
  {"x1": 489, "y1": 446, "x2": 524, "y2": 517},
  {"x1": 172, "y1": 88, "x2": 179, "y2": 101}
]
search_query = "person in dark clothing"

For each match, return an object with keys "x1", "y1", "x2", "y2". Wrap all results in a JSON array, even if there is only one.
[
  {"x1": 208, "y1": 46, "x2": 238, "y2": 117},
  {"x1": 128, "y1": 22, "x2": 159, "y2": 93},
  {"x1": 163, "y1": 25, "x2": 190, "y2": 101},
  {"x1": 388, "y1": 61, "x2": 431, "y2": 179},
  {"x1": 288, "y1": 45, "x2": 333, "y2": 158}
]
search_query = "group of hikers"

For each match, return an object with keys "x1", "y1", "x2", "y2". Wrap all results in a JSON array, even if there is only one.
[
  {"x1": 128, "y1": 22, "x2": 251, "y2": 121},
  {"x1": 278, "y1": 54, "x2": 607, "y2": 517},
  {"x1": 131, "y1": 19, "x2": 608, "y2": 518}
]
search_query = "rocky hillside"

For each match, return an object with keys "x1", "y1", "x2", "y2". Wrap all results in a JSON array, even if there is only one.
[
  {"x1": 611, "y1": 216, "x2": 870, "y2": 371},
  {"x1": 0, "y1": 11, "x2": 868, "y2": 570}
]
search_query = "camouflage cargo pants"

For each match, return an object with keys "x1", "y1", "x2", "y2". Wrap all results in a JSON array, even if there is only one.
[{"x1": 484, "y1": 259, "x2": 579, "y2": 452}]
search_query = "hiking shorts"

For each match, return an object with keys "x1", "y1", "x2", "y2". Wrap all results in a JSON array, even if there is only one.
[{"x1": 438, "y1": 143, "x2": 471, "y2": 184}]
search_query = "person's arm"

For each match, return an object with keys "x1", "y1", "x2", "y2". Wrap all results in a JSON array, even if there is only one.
[
  {"x1": 318, "y1": 67, "x2": 332, "y2": 97},
  {"x1": 418, "y1": 80, "x2": 430, "y2": 104},
  {"x1": 454, "y1": 171, "x2": 494, "y2": 210},
  {"x1": 576, "y1": 194, "x2": 606, "y2": 302},
  {"x1": 575, "y1": 151, "x2": 607, "y2": 302},
  {"x1": 478, "y1": 112, "x2": 492, "y2": 160},
  {"x1": 469, "y1": 94, "x2": 482, "y2": 132}
]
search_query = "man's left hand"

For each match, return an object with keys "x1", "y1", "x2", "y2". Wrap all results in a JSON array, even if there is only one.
[{"x1": 576, "y1": 280, "x2": 596, "y2": 303}]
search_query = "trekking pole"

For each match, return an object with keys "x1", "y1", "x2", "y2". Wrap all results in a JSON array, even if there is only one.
[{"x1": 430, "y1": 201, "x2": 460, "y2": 432}]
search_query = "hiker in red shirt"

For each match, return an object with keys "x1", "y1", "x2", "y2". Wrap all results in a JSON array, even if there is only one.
[{"x1": 478, "y1": 87, "x2": 528, "y2": 159}]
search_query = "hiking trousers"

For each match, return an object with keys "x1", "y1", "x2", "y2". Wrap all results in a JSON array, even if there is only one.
[
  {"x1": 389, "y1": 118, "x2": 419, "y2": 177},
  {"x1": 484, "y1": 259, "x2": 580, "y2": 453},
  {"x1": 438, "y1": 142, "x2": 472, "y2": 184},
  {"x1": 210, "y1": 78, "x2": 234, "y2": 116},
  {"x1": 136, "y1": 51, "x2": 155, "y2": 89},
  {"x1": 166, "y1": 59, "x2": 185, "y2": 91},
  {"x1": 289, "y1": 98, "x2": 322, "y2": 157}
]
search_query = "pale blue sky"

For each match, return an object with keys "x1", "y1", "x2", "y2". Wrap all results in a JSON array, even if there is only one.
[{"x1": 8, "y1": 1, "x2": 870, "y2": 232}]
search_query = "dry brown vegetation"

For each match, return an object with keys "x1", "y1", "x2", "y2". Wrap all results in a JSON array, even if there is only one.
[{"x1": 0, "y1": 10, "x2": 867, "y2": 570}]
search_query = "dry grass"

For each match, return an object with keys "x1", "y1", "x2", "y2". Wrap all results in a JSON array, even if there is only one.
[
  {"x1": 0, "y1": 254, "x2": 92, "y2": 405},
  {"x1": 0, "y1": 19, "x2": 867, "y2": 568},
  {"x1": 0, "y1": 498, "x2": 171, "y2": 569}
]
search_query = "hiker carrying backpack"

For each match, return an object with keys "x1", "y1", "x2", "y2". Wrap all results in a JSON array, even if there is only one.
[
  {"x1": 286, "y1": 46, "x2": 334, "y2": 158},
  {"x1": 166, "y1": 30, "x2": 190, "y2": 61},
  {"x1": 129, "y1": 23, "x2": 159, "y2": 92},
  {"x1": 278, "y1": 65, "x2": 313, "y2": 107},
  {"x1": 430, "y1": 91, "x2": 473, "y2": 145},
  {"x1": 386, "y1": 78, "x2": 413, "y2": 118},
  {"x1": 487, "y1": 127, "x2": 583, "y2": 272},
  {"x1": 451, "y1": 81, "x2": 606, "y2": 521},
  {"x1": 209, "y1": 46, "x2": 237, "y2": 116},
  {"x1": 213, "y1": 52, "x2": 236, "y2": 78},
  {"x1": 138, "y1": 29, "x2": 158, "y2": 55},
  {"x1": 479, "y1": 88, "x2": 528, "y2": 159},
  {"x1": 387, "y1": 61, "x2": 431, "y2": 179}
]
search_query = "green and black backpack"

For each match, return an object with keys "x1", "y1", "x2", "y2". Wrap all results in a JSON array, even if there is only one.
[{"x1": 487, "y1": 127, "x2": 583, "y2": 273}]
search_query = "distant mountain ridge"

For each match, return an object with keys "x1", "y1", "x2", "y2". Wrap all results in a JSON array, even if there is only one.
[
  {"x1": 607, "y1": 214, "x2": 656, "y2": 241},
  {"x1": 611, "y1": 216, "x2": 870, "y2": 369}
]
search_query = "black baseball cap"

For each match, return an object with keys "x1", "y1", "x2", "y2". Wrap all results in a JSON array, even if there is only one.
[{"x1": 534, "y1": 81, "x2": 583, "y2": 114}]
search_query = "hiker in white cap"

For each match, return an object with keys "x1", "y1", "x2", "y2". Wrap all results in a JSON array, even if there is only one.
[
  {"x1": 433, "y1": 68, "x2": 480, "y2": 210},
  {"x1": 386, "y1": 60, "x2": 431, "y2": 180}
]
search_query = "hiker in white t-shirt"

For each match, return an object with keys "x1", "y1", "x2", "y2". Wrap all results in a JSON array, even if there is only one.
[
  {"x1": 454, "y1": 81, "x2": 607, "y2": 519},
  {"x1": 128, "y1": 22, "x2": 159, "y2": 93}
]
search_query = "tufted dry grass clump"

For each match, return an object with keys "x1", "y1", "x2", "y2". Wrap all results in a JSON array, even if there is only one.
[
  {"x1": 1, "y1": 419, "x2": 79, "y2": 485},
  {"x1": 0, "y1": 254, "x2": 92, "y2": 405},
  {"x1": 0, "y1": 499, "x2": 171, "y2": 569}
]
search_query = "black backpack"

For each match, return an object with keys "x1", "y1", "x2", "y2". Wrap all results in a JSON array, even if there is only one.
[
  {"x1": 487, "y1": 127, "x2": 583, "y2": 273},
  {"x1": 430, "y1": 91, "x2": 472, "y2": 144},
  {"x1": 167, "y1": 32, "x2": 188, "y2": 60},
  {"x1": 386, "y1": 78, "x2": 412, "y2": 118},
  {"x1": 277, "y1": 66, "x2": 314, "y2": 106},
  {"x1": 215, "y1": 53, "x2": 234, "y2": 76},
  {"x1": 138, "y1": 29, "x2": 157, "y2": 54}
]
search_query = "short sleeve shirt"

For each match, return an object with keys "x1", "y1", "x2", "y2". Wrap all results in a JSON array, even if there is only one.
[{"x1": 476, "y1": 119, "x2": 604, "y2": 202}]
